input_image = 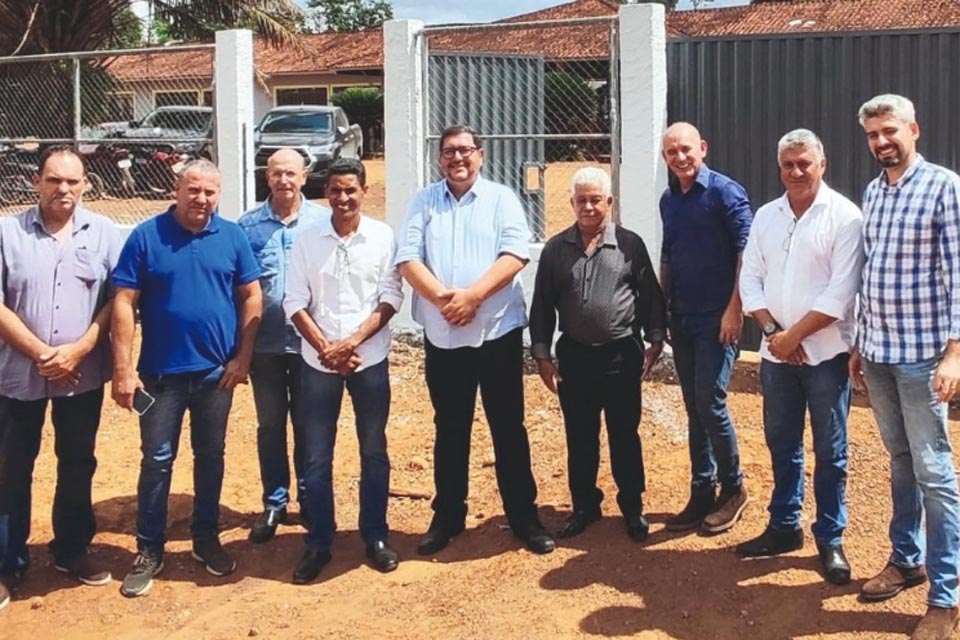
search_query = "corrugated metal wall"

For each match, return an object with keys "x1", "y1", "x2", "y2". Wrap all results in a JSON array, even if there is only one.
[
  {"x1": 667, "y1": 27, "x2": 960, "y2": 210},
  {"x1": 426, "y1": 52, "x2": 547, "y2": 238},
  {"x1": 666, "y1": 27, "x2": 960, "y2": 349}
]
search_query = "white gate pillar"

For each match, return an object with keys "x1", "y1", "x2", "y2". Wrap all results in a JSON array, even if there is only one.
[
  {"x1": 214, "y1": 29, "x2": 255, "y2": 220},
  {"x1": 618, "y1": 4, "x2": 668, "y2": 266},
  {"x1": 384, "y1": 19, "x2": 425, "y2": 329}
]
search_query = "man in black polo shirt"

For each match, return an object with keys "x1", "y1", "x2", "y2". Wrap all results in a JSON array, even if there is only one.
[{"x1": 530, "y1": 167, "x2": 666, "y2": 541}]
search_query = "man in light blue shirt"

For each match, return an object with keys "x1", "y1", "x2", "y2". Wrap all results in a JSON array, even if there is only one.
[
  {"x1": 238, "y1": 148, "x2": 327, "y2": 544},
  {"x1": 396, "y1": 124, "x2": 554, "y2": 556}
]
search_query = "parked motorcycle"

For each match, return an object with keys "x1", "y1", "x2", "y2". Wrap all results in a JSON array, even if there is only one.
[{"x1": 0, "y1": 145, "x2": 38, "y2": 206}]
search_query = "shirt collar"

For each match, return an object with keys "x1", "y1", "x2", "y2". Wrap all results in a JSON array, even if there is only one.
[
  {"x1": 668, "y1": 164, "x2": 712, "y2": 195},
  {"x1": 881, "y1": 153, "x2": 925, "y2": 188},
  {"x1": 261, "y1": 195, "x2": 312, "y2": 225},
  {"x1": 443, "y1": 175, "x2": 485, "y2": 203},
  {"x1": 163, "y1": 205, "x2": 220, "y2": 235},
  {"x1": 562, "y1": 220, "x2": 618, "y2": 250},
  {"x1": 777, "y1": 181, "x2": 834, "y2": 218},
  {"x1": 318, "y1": 212, "x2": 367, "y2": 241},
  {"x1": 28, "y1": 205, "x2": 92, "y2": 236}
]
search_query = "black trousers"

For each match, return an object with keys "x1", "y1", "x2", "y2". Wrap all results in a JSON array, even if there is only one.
[
  {"x1": 556, "y1": 334, "x2": 645, "y2": 518},
  {"x1": 424, "y1": 328, "x2": 538, "y2": 530},
  {"x1": 0, "y1": 388, "x2": 103, "y2": 574}
]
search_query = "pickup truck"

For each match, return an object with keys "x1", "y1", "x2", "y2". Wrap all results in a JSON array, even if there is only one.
[{"x1": 253, "y1": 105, "x2": 363, "y2": 199}]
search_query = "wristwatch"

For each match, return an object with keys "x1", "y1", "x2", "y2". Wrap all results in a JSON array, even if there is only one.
[{"x1": 761, "y1": 321, "x2": 781, "y2": 337}]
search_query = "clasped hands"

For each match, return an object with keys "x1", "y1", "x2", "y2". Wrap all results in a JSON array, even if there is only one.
[
  {"x1": 35, "y1": 342, "x2": 87, "y2": 387},
  {"x1": 766, "y1": 329, "x2": 807, "y2": 365},
  {"x1": 318, "y1": 336, "x2": 363, "y2": 376},
  {"x1": 435, "y1": 288, "x2": 481, "y2": 327}
]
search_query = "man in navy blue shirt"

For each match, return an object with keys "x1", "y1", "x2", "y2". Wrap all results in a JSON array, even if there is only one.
[
  {"x1": 659, "y1": 122, "x2": 753, "y2": 534},
  {"x1": 111, "y1": 159, "x2": 262, "y2": 598}
]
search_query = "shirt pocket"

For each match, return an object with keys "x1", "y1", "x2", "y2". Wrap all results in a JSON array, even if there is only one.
[
  {"x1": 74, "y1": 247, "x2": 103, "y2": 286},
  {"x1": 258, "y1": 247, "x2": 281, "y2": 278}
]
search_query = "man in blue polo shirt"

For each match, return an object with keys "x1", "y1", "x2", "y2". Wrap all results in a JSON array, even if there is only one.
[
  {"x1": 239, "y1": 148, "x2": 326, "y2": 544},
  {"x1": 111, "y1": 159, "x2": 262, "y2": 598},
  {"x1": 659, "y1": 122, "x2": 753, "y2": 535}
]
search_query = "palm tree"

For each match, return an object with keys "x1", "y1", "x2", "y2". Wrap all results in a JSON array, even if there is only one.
[{"x1": 0, "y1": 0, "x2": 303, "y2": 55}]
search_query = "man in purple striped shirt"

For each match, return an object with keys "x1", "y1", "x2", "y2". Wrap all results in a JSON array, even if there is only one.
[{"x1": 0, "y1": 146, "x2": 123, "y2": 611}]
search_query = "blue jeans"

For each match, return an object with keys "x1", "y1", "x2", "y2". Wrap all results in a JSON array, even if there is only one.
[
  {"x1": 136, "y1": 367, "x2": 234, "y2": 554},
  {"x1": 760, "y1": 354, "x2": 849, "y2": 547},
  {"x1": 301, "y1": 359, "x2": 391, "y2": 550},
  {"x1": 0, "y1": 389, "x2": 103, "y2": 575},
  {"x1": 670, "y1": 310, "x2": 743, "y2": 494},
  {"x1": 250, "y1": 352, "x2": 305, "y2": 511},
  {"x1": 863, "y1": 356, "x2": 960, "y2": 608}
]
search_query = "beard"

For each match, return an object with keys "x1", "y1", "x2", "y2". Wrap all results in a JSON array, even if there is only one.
[{"x1": 874, "y1": 145, "x2": 903, "y2": 168}]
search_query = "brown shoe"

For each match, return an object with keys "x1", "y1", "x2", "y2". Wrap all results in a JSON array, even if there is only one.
[
  {"x1": 861, "y1": 562, "x2": 927, "y2": 602},
  {"x1": 701, "y1": 484, "x2": 749, "y2": 534},
  {"x1": 911, "y1": 606, "x2": 959, "y2": 640}
]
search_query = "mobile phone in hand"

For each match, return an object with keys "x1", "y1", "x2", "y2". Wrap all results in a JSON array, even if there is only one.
[{"x1": 132, "y1": 388, "x2": 156, "y2": 416}]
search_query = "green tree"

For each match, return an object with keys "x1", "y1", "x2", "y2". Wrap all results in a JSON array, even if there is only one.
[
  {"x1": 0, "y1": 0, "x2": 304, "y2": 55},
  {"x1": 108, "y1": 6, "x2": 144, "y2": 49},
  {"x1": 331, "y1": 87, "x2": 384, "y2": 156},
  {"x1": 308, "y1": 0, "x2": 393, "y2": 32}
]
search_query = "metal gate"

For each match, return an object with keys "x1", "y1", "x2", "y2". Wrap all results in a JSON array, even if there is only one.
[
  {"x1": 420, "y1": 17, "x2": 621, "y2": 242},
  {"x1": 0, "y1": 44, "x2": 215, "y2": 225}
]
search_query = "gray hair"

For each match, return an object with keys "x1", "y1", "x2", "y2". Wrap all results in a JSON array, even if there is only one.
[
  {"x1": 569, "y1": 166, "x2": 612, "y2": 196},
  {"x1": 777, "y1": 129, "x2": 825, "y2": 162},
  {"x1": 179, "y1": 158, "x2": 220, "y2": 181},
  {"x1": 858, "y1": 94, "x2": 916, "y2": 127}
]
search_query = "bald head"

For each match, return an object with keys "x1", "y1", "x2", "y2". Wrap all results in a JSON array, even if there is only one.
[
  {"x1": 268, "y1": 148, "x2": 306, "y2": 172},
  {"x1": 661, "y1": 122, "x2": 708, "y2": 190},
  {"x1": 662, "y1": 122, "x2": 702, "y2": 148},
  {"x1": 266, "y1": 147, "x2": 307, "y2": 212}
]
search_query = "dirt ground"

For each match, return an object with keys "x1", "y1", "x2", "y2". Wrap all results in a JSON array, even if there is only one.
[{"x1": 2, "y1": 335, "x2": 957, "y2": 640}]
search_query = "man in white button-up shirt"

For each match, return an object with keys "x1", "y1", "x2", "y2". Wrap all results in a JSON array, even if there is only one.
[
  {"x1": 737, "y1": 129, "x2": 864, "y2": 586},
  {"x1": 283, "y1": 158, "x2": 403, "y2": 583}
]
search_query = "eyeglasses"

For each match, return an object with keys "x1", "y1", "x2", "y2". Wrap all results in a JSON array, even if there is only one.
[
  {"x1": 782, "y1": 217, "x2": 798, "y2": 253},
  {"x1": 440, "y1": 146, "x2": 478, "y2": 159}
]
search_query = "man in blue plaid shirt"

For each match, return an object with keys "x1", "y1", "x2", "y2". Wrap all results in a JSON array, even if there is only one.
[{"x1": 851, "y1": 94, "x2": 960, "y2": 640}]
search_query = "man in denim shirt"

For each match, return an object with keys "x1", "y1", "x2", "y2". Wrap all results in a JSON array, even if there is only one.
[{"x1": 239, "y1": 149, "x2": 327, "y2": 543}]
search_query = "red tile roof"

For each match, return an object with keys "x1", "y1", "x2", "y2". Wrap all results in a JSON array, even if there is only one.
[
  {"x1": 669, "y1": 0, "x2": 960, "y2": 36},
  {"x1": 103, "y1": 30, "x2": 383, "y2": 83},
  {"x1": 499, "y1": 0, "x2": 620, "y2": 23},
  {"x1": 101, "y1": 0, "x2": 960, "y2": 82}
]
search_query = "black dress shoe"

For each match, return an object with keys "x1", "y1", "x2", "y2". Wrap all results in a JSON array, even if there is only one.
[
  {"x1": 249, "y1": 508, "x2": 287, "y2": 544},
  {"x1": 556, "y1": 510, "x2": 602, "y2": 539},
  {"x1": 514, "y1": 522, "x2": 556, "y2": 554},
  {"x1": 292, "y1": 547, "x2": 331, "y2": 585},
  {"x1": 816, "y1": 541, "x2": 851, "y2": 585},
  {"x1": 417, "y1": 524, "x2": 465, "y2": 556},
  {"x1": 625, "y1": 514, "x2": 650, "y2": 542},
  {"x1": 366, "y1": 540, "x2": 400, "y2": 573},
  {"x1": 736, "y1": 526, "x2": 803, "y2": 558}
]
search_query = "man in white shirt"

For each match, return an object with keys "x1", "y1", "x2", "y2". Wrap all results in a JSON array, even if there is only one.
[
  {"x1": 737, "y1": 129, "x2": 864, "y2": 585},
  {"x1": 282, "y1": 158, "x2": 403, "y2": 584}
]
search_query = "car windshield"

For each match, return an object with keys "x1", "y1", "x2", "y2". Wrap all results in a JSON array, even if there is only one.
[
  {"x1": 259, "y1": 112, "x2": 333, "y2": 134},
  {"x1": 140, "y1": 110, "x2": 211, "y2": 133}
]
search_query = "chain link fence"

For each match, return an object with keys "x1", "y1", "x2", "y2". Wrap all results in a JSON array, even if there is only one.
[
  {"x1": 423, "y1": 17, "x2": 619, "y2": 242},
  {"x1": 0, "y1": 45, "x2": 214, "y2": 224}
]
